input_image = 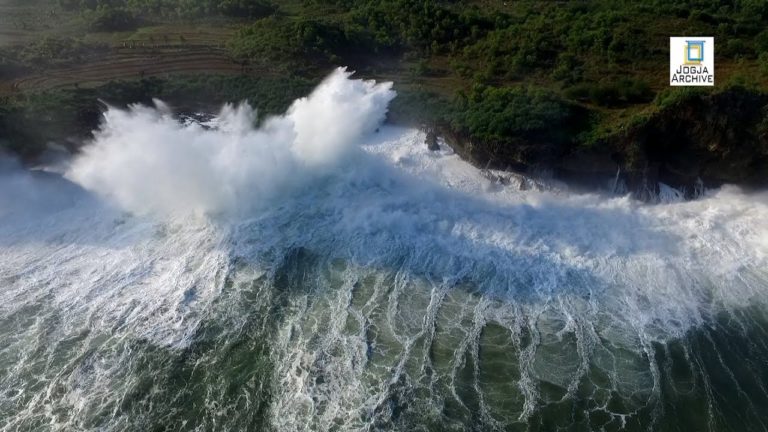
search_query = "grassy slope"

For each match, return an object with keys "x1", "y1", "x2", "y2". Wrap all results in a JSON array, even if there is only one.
[
  {"x1": 239, "y1": 0, "x2": 767, "y2": 140},
  {"x1": 0, "y1": 0, "x2": 245, "y2": 87},
  {"x1": 1, "y1": 0, "x2": 767, "y2": 165}
]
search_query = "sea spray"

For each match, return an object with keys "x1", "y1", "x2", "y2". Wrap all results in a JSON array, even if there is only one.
[
  {"x1": 2, "y1": 70, "x2": 768, "y2": 430},
  {"x1": 67, "y1": 67, "x2": 395, "y2": 217}
]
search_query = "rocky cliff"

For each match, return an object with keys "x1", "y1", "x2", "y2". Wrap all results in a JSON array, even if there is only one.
[{"x1": 440, "y1": 87, "x2": 768, "y2": 199}]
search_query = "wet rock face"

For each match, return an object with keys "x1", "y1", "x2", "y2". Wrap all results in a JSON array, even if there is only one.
[
  {"x1": 425, "y1": 129, "x2": 440, "y2": 151},
  {"x1": 623, "y1": 87, "x2": 768, "y2": 189},
  {"x1": 440, "y1": 87, "x2": 768, "y2": 198}
]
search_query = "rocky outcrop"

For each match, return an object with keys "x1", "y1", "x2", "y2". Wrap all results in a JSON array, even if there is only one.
[
  {"x1": 424, "y1": 128, "x2": 440, "y2": 151},
  {"x1": 440, "y1": 87, "x2": 768, "y2": 199},
  {"x1": 617, "y1": 87, "x2": 768, "y2": 192}
]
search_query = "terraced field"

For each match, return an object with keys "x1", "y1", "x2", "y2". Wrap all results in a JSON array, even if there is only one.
[
  {"x1": 0, "y1": 0, "x2": 252, "y2": 95},
  {"x1": 8, "y1": 47, "x2": 244, "y2": 92},
  {"x1": 0, "y1": 0, "x2": 77, "y2": 46}
]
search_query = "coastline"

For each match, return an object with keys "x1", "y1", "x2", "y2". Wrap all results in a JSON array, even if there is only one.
[
  {"x1": 428, "y1": 86, "x2": 768, "y2": 200},
  {"x1": 2, "y1": 79, "x2": 767, "y2": 202}
]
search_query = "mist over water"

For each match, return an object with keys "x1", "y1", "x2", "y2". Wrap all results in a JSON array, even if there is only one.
[
  {"x1": 68, "y1": 68, "x2": 394, "y2": 217},
  {"x1": 2, "y1": 68, "x2": 768, "y2": 431}
]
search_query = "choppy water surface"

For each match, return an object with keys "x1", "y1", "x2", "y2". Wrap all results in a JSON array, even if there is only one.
[{"x1": 2, "y1": 70, "x2": 768, "y2": 431}]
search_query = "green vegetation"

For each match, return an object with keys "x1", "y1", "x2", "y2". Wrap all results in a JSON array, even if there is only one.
[
  {"x1": 653, "y1": 87, "x2": 708, "y2": 110},
  {"x1": 2, "y1": 0, "x2": 768, "y2": 166},
  {"x1": 564, "y1": 79, "x2": 653, "y2": 107},
  {"x1": 223, "y1": 0, "x2": 768, "y2": 151},
  {"x1": 0, "y1": 74, "x2": 316, "y2": 157},
  {"x1": 5, "y1": 37, "x2": 108, "y2": 70},
  {"x1": 449, "y1": 85, "x2": 572, "y2": 144},
  {"x1": 58, "y1": 0, "x2": 277, "y2": 20},
  {"x1": 0, "y1": 88, "x2": 102, "y2": 157}
]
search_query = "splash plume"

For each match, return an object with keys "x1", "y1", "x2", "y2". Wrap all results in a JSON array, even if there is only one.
[{"x1": 67, "y1": 68, "x2": 395, "y2": 216}]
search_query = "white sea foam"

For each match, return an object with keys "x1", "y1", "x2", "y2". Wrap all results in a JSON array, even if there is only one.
[
  {"x1": 67, "y1": 67, "x2": 394, "y2": 217},
  {"x1": 1, "y1": 69, "x2": 768, "y2": 430}
]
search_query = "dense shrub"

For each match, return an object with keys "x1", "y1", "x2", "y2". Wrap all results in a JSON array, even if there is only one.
[
  {"x1": 760, "y1": 53, "x2": 768, "y2": 77},
  {"x1": 229, "y1": 17, "x2": 373, "y2": 69},
  {"x1": 84, "y1": 6, "x2": 138, "y2": 31},
  {"x1": 0, "y1": 74, "x2": 319, "y2": 158},
  {"x1": 218, "y1": 0, "x2": 277, "y2": 18},
  {"x1": 564, "y1": 78, "x2": 652, "y2": 106},
  {"x1": 653, "y1": 87, "x2": 706, "y2": 110},
  {"x1": 15, "y1": 0, "x2": 768, "y2": 159},
  {"x1": 449, "y1": 85, "x2": 571, "y2": 143}
]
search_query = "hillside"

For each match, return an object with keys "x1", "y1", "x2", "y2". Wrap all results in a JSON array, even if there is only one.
[{"x1": 1, "y1": 0, "x2": 768, "y2": 194}]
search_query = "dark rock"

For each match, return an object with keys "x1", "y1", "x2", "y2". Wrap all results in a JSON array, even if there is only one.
[
  {"x1": 425, "y1": 129, "x2": 440, "y2": 151},
  {"x1": 438, "y1": 87, "x2": 768, "y2": 199},
  {"x1": 618, "y1": 87, "x2": 768, "y2": 190}
]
